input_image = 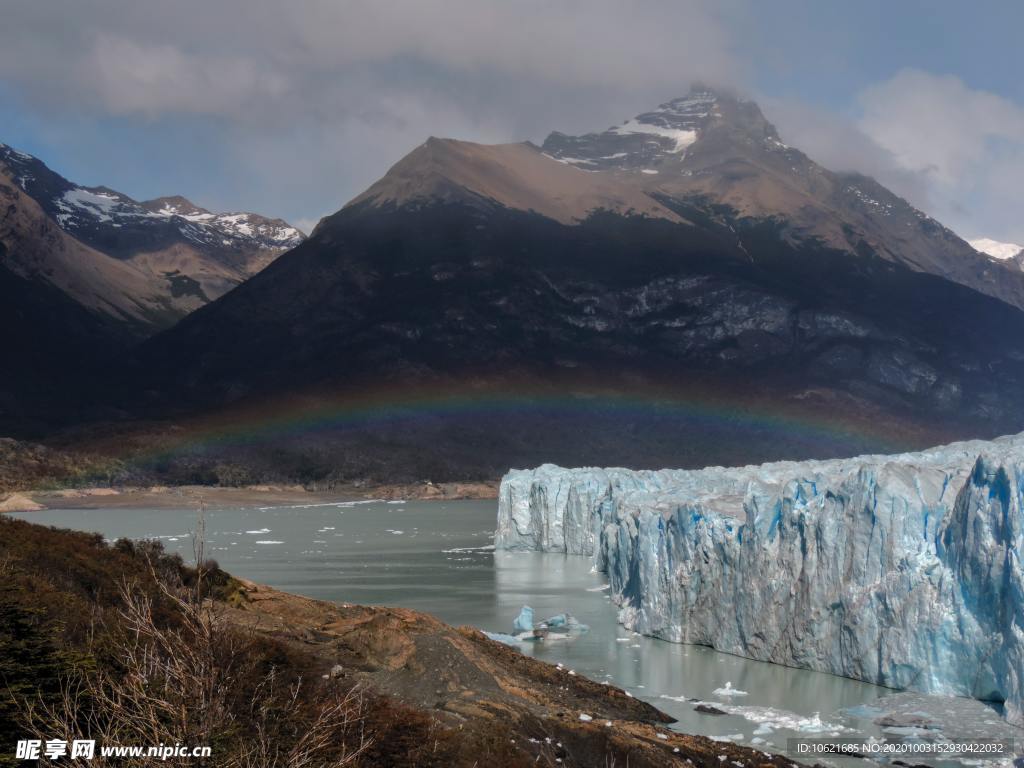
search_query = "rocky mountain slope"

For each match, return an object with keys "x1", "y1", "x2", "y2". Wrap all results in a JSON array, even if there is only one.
[
  {"x1": 541, "y1": 89, "x2": 1024, "y2": 312},
  {"x1": 496, "y1": 430, "x2": 1024, "y2": 726},
  {"x1": 348, "y1": 137, "x2": 683, "y2": 225},
  {"x1": 0, "y1": 142, "x2": 303, "y2": 328}
]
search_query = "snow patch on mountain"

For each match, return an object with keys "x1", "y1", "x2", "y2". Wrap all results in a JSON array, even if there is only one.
[
  {"x1": 970, "y1": 237, "x2": 1023, "y2": 260},
  {"x1": 609, "y1": 120, "x2": 697, "y2": 153},
  {"x1": 56, "y1": 188, "x2": 125, "y2": 225},
  {"x1": 542, "y1": 89, "x2": 722, "y2": 171},
  {"x1": 145, "y1": 200, "x2": 304, "y2": 248}
]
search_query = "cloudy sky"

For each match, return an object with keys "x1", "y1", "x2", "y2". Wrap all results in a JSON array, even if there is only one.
[{"x1": 1, "y1": 0, "x2": 1021, "y2": 241}]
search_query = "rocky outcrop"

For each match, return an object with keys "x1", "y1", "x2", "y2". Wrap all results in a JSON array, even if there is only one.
[{"x1": 495, "y1": 434, "x2": 1024, "y2": 725}]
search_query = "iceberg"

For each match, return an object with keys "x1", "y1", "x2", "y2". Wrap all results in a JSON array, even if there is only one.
[
  {"x1": 512, "y1": 605, "x2": 535, "y2": 633},
  {"x1": 495, "y1": 434, "x2": 1024, "y2": 725},
  {"x1": 504, "y1": 605, "x2": 589, "y2": 641}
]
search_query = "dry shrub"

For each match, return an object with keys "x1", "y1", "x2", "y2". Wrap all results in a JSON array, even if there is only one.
[{"x1": 20, "y1": 565, "x2": 371, "y2": 767}]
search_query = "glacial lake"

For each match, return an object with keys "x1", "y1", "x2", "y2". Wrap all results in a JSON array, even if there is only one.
[{"x1": 13, "y1": 499, "x2": 1018, "y2": 766}]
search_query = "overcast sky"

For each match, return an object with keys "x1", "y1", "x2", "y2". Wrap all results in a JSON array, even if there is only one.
[{"x1": 1, "y1": 0, "x2": 1021, "y2": 241}]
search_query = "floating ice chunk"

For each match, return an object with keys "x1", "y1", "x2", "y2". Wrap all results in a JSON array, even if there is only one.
[
  {"x1": 483, "y1": 632, "x2": 522, "y2": 646},
  {"x1": 712, "y1": 682, "x2": 748, "y2": 698},
  {"x1": 512, "y1": 606, "x2": 589, "y2": 636},
  {"x1": 720, "y1": 705, "x2": 847, "y2": 734},
  {"x1": 245, "y1": 528, "x2": 271, "y2": 534},
  {"x1": 513, "y1": 605, "x2": 534, "y2": 633}
]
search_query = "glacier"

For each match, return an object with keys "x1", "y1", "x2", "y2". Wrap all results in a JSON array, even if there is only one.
[{"x1": 494, "y1": 434, "x2": 1024, "y2": 725}]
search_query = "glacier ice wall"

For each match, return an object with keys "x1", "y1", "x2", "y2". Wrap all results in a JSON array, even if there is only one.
[{"x1": 495, "y1": 435, "x2": 1024, "y2": 725}]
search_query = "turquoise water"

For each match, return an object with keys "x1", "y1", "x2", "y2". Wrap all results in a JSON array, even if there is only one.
[{"x1": 13, "y1": 499, "x2": 1017, "y2": 765}]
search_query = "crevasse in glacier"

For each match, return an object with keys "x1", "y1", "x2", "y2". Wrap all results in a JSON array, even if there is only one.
[{"x1": 494, "y1": 434, "x2": 1024, "y2": 725}]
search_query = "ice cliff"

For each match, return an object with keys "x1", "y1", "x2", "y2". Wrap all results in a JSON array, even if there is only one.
[{"x1": 495, "y1": 435, "x2": 1024, "y2": 725}]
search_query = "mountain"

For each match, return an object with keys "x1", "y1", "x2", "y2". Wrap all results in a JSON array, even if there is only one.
[
  {"x1": 1, "y1": 142, "x2": 304, "y2": 433},
  {"x1": 348, "y1": 137, "x2": 683, "y2": 224},
  {"x1": 56, "y1": 88, "x2": 1024, "y2": 478},
  {"x1": 541, "y1": 89, "x2": 1024, "y2": 311},
  {"x1": 0, "y1": 143, "x2": 304, "y2": 326}
]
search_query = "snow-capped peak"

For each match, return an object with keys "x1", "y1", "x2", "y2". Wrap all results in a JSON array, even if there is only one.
[
  {"x1": 142, "y1": 197, "x2": 305, "y2": 249},
  {"x1": 606, "y1": 91, "x2": 720, "y2": 153},
  {"x1": 539, "y1": 86, "x2": 783, "y2": 173},
  {"x1": 541, "y1": 88, "x2": 722, "y2": 171},
  {"x1": 969, "y1": 238, "x2": 1023, "y2": 261},
  {"x1": 1, "y1": 142, "x2": 304, "y2": 255}
]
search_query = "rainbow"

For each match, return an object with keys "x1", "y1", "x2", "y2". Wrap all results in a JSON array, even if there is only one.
[{"x1": 120, "y1": 378, "x2": 947, "y2": 469}]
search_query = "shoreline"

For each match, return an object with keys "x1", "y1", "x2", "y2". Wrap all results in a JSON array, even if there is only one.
[{"x1": 1, "y1": 479, "x2": 500, "y2": 512}]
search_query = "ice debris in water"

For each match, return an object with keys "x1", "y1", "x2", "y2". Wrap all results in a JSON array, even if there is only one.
[
  {"x1": 483, "y1": 632, "x2": 522, "y2": 647},
  {"x1": 495, "y1": 432, "x2": 1024, "y2": 726},
  {"x1": 712, "y1": 682, "x2": 748, "y2": 698},
  {"x1": 485, "y1": 605, "x2": 589, "y2": 646},
  {"x1": 715, "y1": 704, "x2": 848, "y2": 734},
  {"x1": 512, "y1": 606, "x2": 534, "y2": 633},
  {"x1": 508, "y1": 605, "x2": 588, "y2": 641}
]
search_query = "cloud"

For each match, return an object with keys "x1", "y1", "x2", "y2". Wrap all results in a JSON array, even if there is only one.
[
  {"x1": 855, "y1": 70, "x2": 1024, "y2": 241},
  {"x1": 86, "y1": 36, "x2": 289, "y2": 118},
  {"x1": 2, "y1": 4, "x2": 1020, "y2": 245},
  {"x1": 0, "y1": 0, "x2": 742, "y2": 222},
  {"x1": 762, "y1": 98, "x2": 933, "y2": 207},
  {"x1": 857, "y1": 70, "x2": 1024, "y2": 188},
  {"x1": 765, "y1": 71, "x2": 1024, "y2": 244},
  {"x1": 0, "y1": 1, "x2": 740, "y2": 124}
]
